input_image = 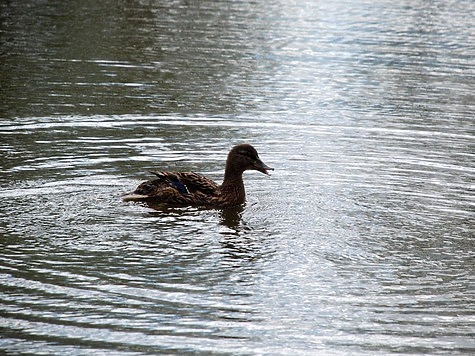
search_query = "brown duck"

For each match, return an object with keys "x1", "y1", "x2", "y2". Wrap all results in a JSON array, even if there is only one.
[{"x1": 123, "y1": 144, "x2": 273, "y2": 208}]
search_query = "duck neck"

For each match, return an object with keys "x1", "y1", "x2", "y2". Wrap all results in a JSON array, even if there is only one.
[{"x1": 221, "y1": 167, "x2": 246, "y2": 203}]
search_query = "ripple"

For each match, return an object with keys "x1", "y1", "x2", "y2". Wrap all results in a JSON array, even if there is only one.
[{"x1": 1, "y1": 0, "x2": 474, "y2": 354}]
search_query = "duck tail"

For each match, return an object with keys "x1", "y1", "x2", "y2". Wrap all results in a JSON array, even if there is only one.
[{"x1": 122, "y1": 193, "x2": 150, "y2": 202}]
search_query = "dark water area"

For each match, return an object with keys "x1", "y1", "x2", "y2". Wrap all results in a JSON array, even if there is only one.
[{"x1": 1, "y1": 0, "x2": 474, "y2": 354}]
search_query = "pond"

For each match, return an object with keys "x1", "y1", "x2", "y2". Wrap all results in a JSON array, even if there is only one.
[{"x1": 1, "y1": 0, "x2": 474, "y2": 354}]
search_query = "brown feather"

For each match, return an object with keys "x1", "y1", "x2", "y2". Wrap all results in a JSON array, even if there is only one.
[{"x1": 123, "y1": 144, "x2": 273, "y2": 209}]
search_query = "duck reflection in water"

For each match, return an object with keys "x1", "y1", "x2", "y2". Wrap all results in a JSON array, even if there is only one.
[
  {"x1": 219, "y1": 205, "x2": 245, "y2": 229},
  {"x1": 123, "y1": 144, "x2": 273, "y2": 209},
  {"x1": 144, "y1": 204, "x2": 245, "y2": 231}
]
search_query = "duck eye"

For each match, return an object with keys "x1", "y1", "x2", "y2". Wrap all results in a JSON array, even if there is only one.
[{"x1": 238, "y1": 150, "x2": 256, "y2": 160}]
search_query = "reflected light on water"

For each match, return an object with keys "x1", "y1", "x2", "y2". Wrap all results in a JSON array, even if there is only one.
[{"x1": 1, "y1": 0, "x2": 474, "y2": 354}]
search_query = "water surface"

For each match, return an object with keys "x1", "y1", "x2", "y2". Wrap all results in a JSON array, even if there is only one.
[{"x1": 1, "y1": 0, "x2": 474, "y2": 354}]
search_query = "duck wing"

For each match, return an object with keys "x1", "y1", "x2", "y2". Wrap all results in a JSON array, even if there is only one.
[
  {"x1": 123, "y1": 171, "x2": 220, "y2": 206},
  {"x1": 150, "y1": 171, "x2": 219, "y2": 195}
]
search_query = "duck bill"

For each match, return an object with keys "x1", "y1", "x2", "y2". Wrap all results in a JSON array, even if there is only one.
[{"x1": 254, "y1": 159, "x2": 274, "y2": 175}]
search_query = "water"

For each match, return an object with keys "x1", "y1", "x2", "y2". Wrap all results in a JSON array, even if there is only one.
[{"x1": 1, "y1": 0, "x2": 474, "y2": 354}]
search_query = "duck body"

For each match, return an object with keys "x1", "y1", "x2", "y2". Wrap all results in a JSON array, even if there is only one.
[{"x1": 123, "y1": 144, "x2": 272, "y2": 209}]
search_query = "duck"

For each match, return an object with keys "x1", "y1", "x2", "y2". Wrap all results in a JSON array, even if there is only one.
[{"x1": 123, "y1": 143, "x2": 273, "y2": 208}]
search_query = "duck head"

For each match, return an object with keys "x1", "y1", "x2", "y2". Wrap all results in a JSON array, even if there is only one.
[{"x1": 225, "y1": 143, "x2": 273, "y2": 177}]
